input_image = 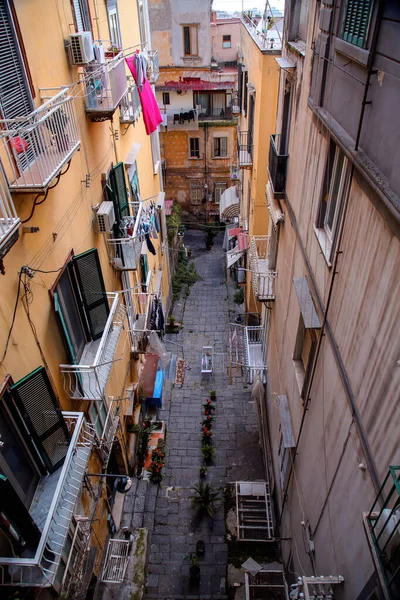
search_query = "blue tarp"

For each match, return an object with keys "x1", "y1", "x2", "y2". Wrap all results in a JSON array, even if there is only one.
[{"x1": 147, "y1": 370, "x2": 163, "y2": 407}]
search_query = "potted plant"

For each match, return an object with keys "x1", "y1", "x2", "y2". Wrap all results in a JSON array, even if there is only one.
[
  {"x1": 105, "y1": 44, "x2": 122, "y2": 58},
  {"x1": 199, "y1": 465, "x2": 208, "y2": 478},
  {"x1": 233, "y1": 287, "x2": 245, "y2": 324},
  {"x1": 196, "y1": 540, "x2": 205, "y2": 555},
  {"x1": 210, "y1": 390, "x2": 216, "y2": 401},
  {"x1": 201, "y1": 444, "x2": 215, "y2": 465},
  {"x1": 138, "y1": 386, "x2": 146, "y2": 404},
  {"x1": 189, "y1": 482, "x2": 220, "y2": 518},
  {"x1": 184, "y1": 553, "x2": 200, "y2": 583},
  {"x1": 204, "y1": 226, "x2": 216, "y2": 250},
  {"x1": 201, "y1": 415, "x2": 215, "y2": 427},
  {"x1": 201, "y1": 426, "x2": 213, "y2": 444},
  {"x1": 202, "y1": 398, "x2": 216, "y2": 412}
]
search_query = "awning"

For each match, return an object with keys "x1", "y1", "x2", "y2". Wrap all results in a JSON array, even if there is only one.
[
  {"x1": 266, "y1": 182, "x2": 284, "y2": 228},
  {"x1": 293, "y1": 277, "x2": 321, "y2": 329},
  {"x1": 227, "y1": 244, "x2": 244, "y2": 268},
  {"x1": 275, "y1": 57, "x2": 296, "y2": 69},
  {"x1": 220, "y1": 186, "x2": 240, "y2": 222}
]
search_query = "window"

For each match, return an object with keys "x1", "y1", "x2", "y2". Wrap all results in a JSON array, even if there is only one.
[
  {"x1": 137, "y1": 0, "x2": 147, "y2": 45},
  {"x1": 0, "y1": 0, "x2": 34, "y2": 120},
  {"x1": 287, "y1": 0, "x2": 309, "y2": 42},
  {"x1": 315, "y1": 140, "x2": 349, "y2": 262},
  {"x1": 182, "y1": 24, "x2": 199, "y2": 56},
  {"x1": 189, "y1": 137, "x2": 200, "y2": 158},
  {"x1": 162, "y1": 92, "x2": 170, "y2": 105},
  {"x1": 107, "y1": 1, "x2": 122, "y2": 48},
  {"x1": 277, "y1": 395, "x2": 295, "y2": 491},
  {"x1": 150, "y1": 130, "x2": 161, "y2": 174},
  {"x1": 341, "y1": 0, "x2": 373, "y2": 48},
  {"x1": 72, "y1": 0, "x2": 92, "y2": 32},
  {"x1": 213, "y1": 136, "x2": 228, "y2": 158},
  {"x1": 190, "y1": 181, "x2": 202, "y2": 204},
  {"x1": 293, "y1": 318, "x2": 318, "y2": 399},
  {"x1": 222, "y1": 34, "x2": 231, "y2": 48},
  {"x1": 214, "y1": 182, "x2": 226, "y2": 204}
]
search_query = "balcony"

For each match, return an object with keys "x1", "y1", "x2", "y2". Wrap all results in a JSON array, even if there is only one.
[
  {"x1": 147, "y1": 50, "x2": 160, "y2": 84},
  {"x1": 249, "y1": 236, "x2": 277, "y2": 301},
  {"x1": 229, "y1": 322, "x2": 266, "y2": 384},
  {"x1": 364, "y1": 466, "x2": 400, "y2": 600},
  {"x1": 106, "y1": 194, "x2": 162, "y2": 271},
  {"x1": 120, "y1": 78, "x2": 141, "y2": 124},
  {"x1": 0, "y1": 164, "x2": 20, "y2": 258},
  {"x1": 220, "y1": 185, "x2": 240, "y2": 222},
  {"x1": 60, "y1": 293, "x2": 126, "y2": 401},
  {"x1": 0, "y1": 412, "x2": 95, "y2": 591},
  {"x1": 0, "y1": 88, "x2": 80, "y2": 193},
  {"x1": 97, "y1": 398, "x2": 121, "y2": 469},
  {"x1": 163, "y1": 108, "x2": 199, "y2": 131},
  {"x1": 238, "y1": 130, "x2": 253, "y2": 167},
  {"x1": 198, "y1": 106, "x2": 234, "y2": 121},
  {"x1": 268, "y1": 134, "x2": 288, "y2": 195},
  {"x1": 84, "y1": 51, "x2": 128, "y2": 121}
]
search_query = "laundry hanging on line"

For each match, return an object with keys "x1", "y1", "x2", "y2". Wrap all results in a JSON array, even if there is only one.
[{"x1": 125, "y1": 53, "x2": 163, "y2": 135}]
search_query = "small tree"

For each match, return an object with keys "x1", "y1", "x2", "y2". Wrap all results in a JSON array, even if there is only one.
[{"x1": 189, "y1": 482, "x2": 220, "y2": 518}]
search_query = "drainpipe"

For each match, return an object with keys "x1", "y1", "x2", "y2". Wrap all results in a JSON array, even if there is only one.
[{"x1": 279, "y1": 1, "x2": 384, "y2": 524}]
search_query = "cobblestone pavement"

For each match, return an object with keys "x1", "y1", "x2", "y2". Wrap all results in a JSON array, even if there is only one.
[{"x1": 123, "y1": 231, "x2": 265, "y2": 599}]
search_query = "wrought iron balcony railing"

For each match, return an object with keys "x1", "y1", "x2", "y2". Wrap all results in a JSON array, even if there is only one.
[
  {"x1": 84, "y1": 50, "x2": 127, "y2": 120},
  {"x1": 238, "y1": 130, "x2": 253, "y2": 167},
  {"x1": 0, "y1": 88, "x2": 80, "y2": 192},
  {"x1": 97, "y1": 398, "x2": 121, "y2": 469},
  {"x1": 249, "y1": 236, "x2": 277, "y2": 301},
  {"x1": 60, "y1": 293, "x2": 126, "y2": 401},
  {"x1": 0, "y1": 163, "x2": 20, "y2": 258},
  {"x1": 147, "y1": 50, "x2": 160, "y2": 84},
  {"x1": 120, "y1": 78, "x2": 141, "y2": 124},
  {"x1": 197, "y1": 106, "x2": 234, "y2": 121},
  {"x1": 364, "y1": 466, "x2": 400, "y2": 600},
  {"x1": 0, "y1": 412, "x2": 95, "y2": 591},
  {"x1": 268, "y1": 134, "x2": 288, "y2": 195},
  {"x1": 229, "y1": 322, "x2": 266, "y2": 384}
]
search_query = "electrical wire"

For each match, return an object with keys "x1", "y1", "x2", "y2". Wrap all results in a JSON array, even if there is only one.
[
  {"x1": 21, "y1": 160, "x2": 72, "y2": 223},
  {"x1": 0, "y1": 271, "x2": 23, "y2": 364}
]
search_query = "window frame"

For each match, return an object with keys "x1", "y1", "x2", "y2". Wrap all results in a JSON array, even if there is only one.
[
  {"x1": 182, "y1": 23, "x2": 199, "y2": 57},
  {"x1": 222, "y1": 34, "x2": 231, "y2": 49},
  {"x1": 292, "y1": 317, "x2": 318, "y2": 400},
  {"x1": 107, "y1": 1, "x2": 122, "y2": 49},
  {"x1": 137, "y1": 0, "x2": 147, "y2": 45},
  {"x1": 213, "y1": 136, "x2": 228, "y2": 158},
  {"x1": 189, "y1": 181, "x2": 202, "y2": 204},
  {"x1": 162, "y1": 92, "x2": 170, "y2": 105},
  {"x1": 189, "y1": 137, "x2": 200, "y2": 159},
  {"x1": 71, "y1": 0, "x2": 92, "y2": 33},
  {"x1": 214, "y1": 182, "x2": 226, "y2": 204},
  {"x1": 340, "y1": 0, "x2": 373, "y2": 49},
  {"x1": 150, "y1": 130, "x2": 161, "y2": 174},
  {"x1": 314, "y1": 140, "x2": 349, "y2": 265}
]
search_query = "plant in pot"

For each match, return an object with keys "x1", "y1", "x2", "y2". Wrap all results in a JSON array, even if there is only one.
[
  {"x1": 204, "y1": 226, "x2": 216, "y2": 250},
  {"x1": 199, "y1": 465, "x2": 208, "y2": 479},
  {"x1": 210, "y1": 390, "x2": 216, "y2": 401},
  {"x1": 138, "y1": 386, "x2": 146, "y2": 404},
  {"x1": 184, "y1": 553, "x2": 200, "y2": 583},
  {"x1": 201, "y1": 444, "x2": 215, "y2": 465},
  {"x1": 201, "y1": 414, "x2": 215, "y2": 427},
  {"x1": 105, "y1": 44, "x2": 122, "y2": 58},
  {"x1": 201, "y1": 426, "x2": 213, "y2": 444},
  {"x1": 189, "y1": 482, "x2": 220, "y2": 518},
  {"x1": 233, "y1": 287, "x2": 245, "y2": 324},
  {"x1": 202, "y1": 398, "x2": 216, "y2": 412}
]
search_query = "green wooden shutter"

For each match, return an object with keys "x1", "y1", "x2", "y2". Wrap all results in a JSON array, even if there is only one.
[
  {"x1": 9, "y1": 367, "x2": 70, "y2": 474},
  {"x1": 54, "y1": 291, "x2": 77, "y2": 364},
  {"x1": 109, "y1": 162, "x2": 129, "y2": 221},
  {"x1": 73, "y1": 248, "x2": 110, "y2": 340},
  {"x1": 342, "y1": 0, "x2": 372, "y2": 48}
]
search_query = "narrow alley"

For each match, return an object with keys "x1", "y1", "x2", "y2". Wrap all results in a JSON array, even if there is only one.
[{"x1": 121, "y1": 231, "x2": 266, "y2": 599}]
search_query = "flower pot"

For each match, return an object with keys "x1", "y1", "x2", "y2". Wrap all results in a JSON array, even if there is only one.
[
  {"x1": 189, "y1": 565, "x2": 201, "y2": 583},
  {"x1": 196, "y1": 540, "x2": 205, "y2": 555}
]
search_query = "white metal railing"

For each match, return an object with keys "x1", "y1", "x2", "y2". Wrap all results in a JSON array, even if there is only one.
[
  {"x1": 97, "y1": 398, "x2": 121, "y2": 468},
  {"x1": 241, "y1": 13, "x2": 282, "y2": 50},
  {"x1": 0, "y1": 88, "x2": 80, "y2": 192},
  {"x1": 84, "y1": 51, "x2": 127, "y2": 114},
  {"x1": 229, "y1": 323, "x2": 266, "y2": 384},
  {"x1": 120, "y1": 78, "x2": 141, "y2": 123},
  {"x1": 60, "y1": 516, "x2": 92, "y2": 597},
  {"x1": 0, "y1": 412, "x2": 95, "y2": 590},
  {"x1": 249, "y1": 236, "x2": 277, "y2": 301},
  {"x1": 0, "y1": 162, "x2": 20, "y2": 254},
  {"x1": 107, "y1": 235, "x2": 142, "y2": 270},
  {"x1": 60, "y1": 293, "x2": 126, "y2": 401},
  {"x1": 147, "y1": 50, "x2": 160, "y2": 84},
  {"x1": 101, "y1": 538, "x2": 130, "y2": 583}
]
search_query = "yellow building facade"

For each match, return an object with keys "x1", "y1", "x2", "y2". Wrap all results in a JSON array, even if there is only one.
[{"x1": 0, "y1": 0, "x2": 168, "y2": 596}]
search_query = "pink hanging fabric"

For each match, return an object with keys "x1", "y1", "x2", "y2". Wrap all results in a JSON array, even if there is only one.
[
  {"x1": 125, "y1": 56, "x2": 163, "y2": 135},
  {"x1": 238, "y1": 231, "x2": 248, "y2": 251}
]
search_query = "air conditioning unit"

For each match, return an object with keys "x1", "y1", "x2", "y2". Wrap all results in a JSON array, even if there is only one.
[
  {"x1": 97, "y1": 202, "x2": 115, "y2": 233},
  {"x1": 69, "y1": 32, "x2": 94, "y2": 65}
]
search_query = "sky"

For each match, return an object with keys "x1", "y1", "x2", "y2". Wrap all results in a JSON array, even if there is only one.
[{"x1": 211, "y1": 0, "x2": 285, "y2": 14}]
